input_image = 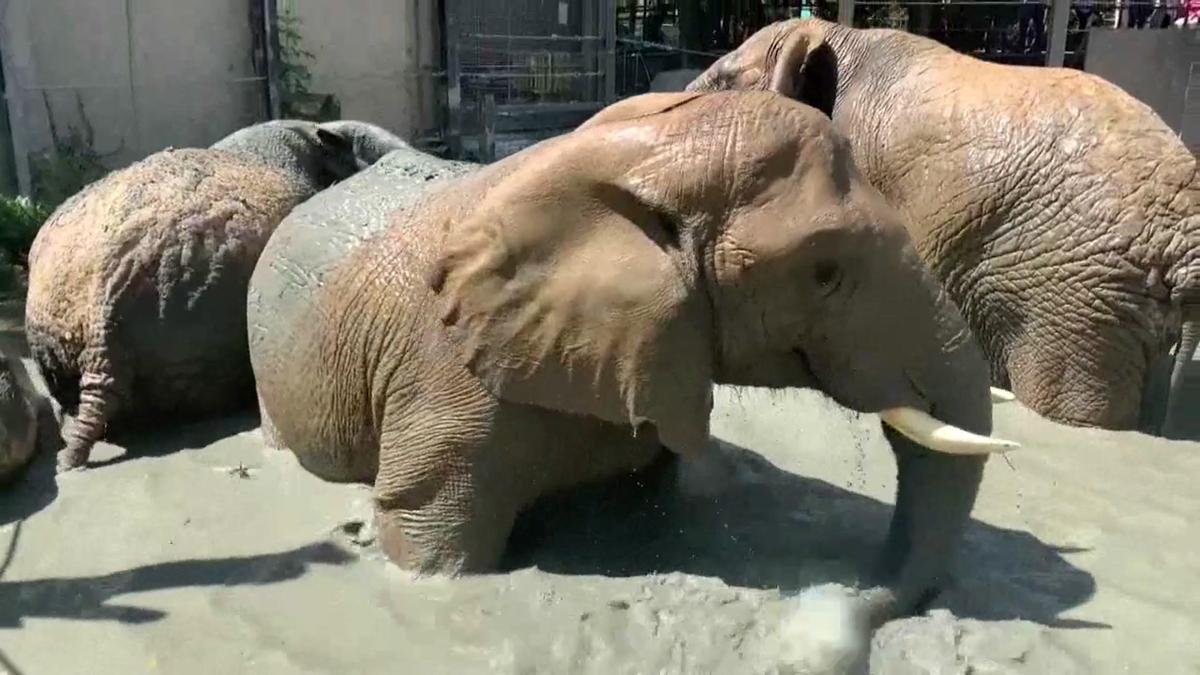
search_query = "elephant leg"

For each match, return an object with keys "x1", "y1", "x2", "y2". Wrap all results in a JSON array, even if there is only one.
[
  {"x1": 1162, "y1": 306, "x2": 1200, "y2": 439},
  {"x1": 256, "y1": 390, "x2": 286, "y2": 450},
  {"x1": 57, "y1": 337, "x2": 129, "y2": 472},
  {"x1": 1138, "y1": 349, "x2": 1174, "y2": 434},
  {"x1": 1005, "y1": 333, "x2": 1143, "y2": 429},
  {"x1": 373, "y1": 401, "x2": 666, "y2": 575},
  {"x1": 374, "y1": 451, "x2": 509, "y2": 575},
  {"x1": 867, "y1": 427, "x2": 988, "y2": 624}
]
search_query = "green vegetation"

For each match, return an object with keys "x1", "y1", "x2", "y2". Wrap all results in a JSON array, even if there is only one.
[
  {"x1": 0, "y1": 194, "x2": 49, "y2": 293},
  {"x1": 865, "y1": 0, "x2": 909, "y2": 29},
  {"x1": 0, "y1": 93, "x2": 110, "y2": 292},
  {"x1": 278, "y1": 9, "x2": 341, "y2": 122},
  {"x1": 29, "y1": 127, "x2": 108, "y2": 210}
]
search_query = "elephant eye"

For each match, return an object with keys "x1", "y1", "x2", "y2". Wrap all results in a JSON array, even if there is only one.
[{"x1": 813, "y1": 260, "x2": 842, "y2": 295}]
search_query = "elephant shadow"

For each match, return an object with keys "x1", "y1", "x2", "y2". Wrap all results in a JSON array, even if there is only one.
[
  {"x1": 91, "y1": 410, "x2": 262, "y2": 469},
  {"x1": 502, "y1": 438, "x2": 1102, "y2": 630},
  {"x1": 0, "y1": 540, "x2": 354, "y2": 628}
]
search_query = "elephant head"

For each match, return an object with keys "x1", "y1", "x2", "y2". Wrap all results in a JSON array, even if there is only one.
[
  {"x1": 685, "y1": 19, "x2": 845, "y2": 119},
  {"x1": 317, "y1": 119, "x2": 412, "y2": 167},
  {"x1": 433, "y1": 91, "x2": 1015, "y2": 620},
  {"x1": 210, "y1": 119, "x2": 408, "y2": 192}
]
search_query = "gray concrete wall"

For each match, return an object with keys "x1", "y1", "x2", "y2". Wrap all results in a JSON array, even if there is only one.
[
  {"x1": 0, "y1": 0, "x2": 265, "y2": 192},
  {"x1": 0, "y1": 0, "x2": 442, "y2": 195},
  {"x1": 1084, "y1": 28, "x2": 1200, "y2": 154},
  {"x1": 288, "y1": 0, "x2": 441, "y2": 142}
]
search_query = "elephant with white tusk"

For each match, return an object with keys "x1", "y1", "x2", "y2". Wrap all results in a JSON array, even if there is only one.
[
  {"x1": 248, "y1": 91, "x2": 1016, "y2": 626},
  {"x1": 687, "y1": 19, "x2": 1200, "y2": 438}
]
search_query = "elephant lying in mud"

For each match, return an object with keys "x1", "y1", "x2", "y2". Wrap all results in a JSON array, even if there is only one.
[
  {"x1": 249, "y1": 91, "x2": 1017, "y2": 625},
  {"x1": 687, "y1": 19, "x2": 1200, "y2": 437},
  {"x1": 24, "y1": 119, "x2": 407, "y2": 472}
]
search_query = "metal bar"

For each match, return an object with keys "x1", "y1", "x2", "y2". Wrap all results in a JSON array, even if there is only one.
[
  {"x1": 583, "y1": 0, "x2": 598, "y2": 101},
  {"x1": 462, "y1": 33, "x2": 605, "y2": 42},
  {"x1": 1046, "y1": 0, "x2": 1071, "y2": 67},
  {"x1": 480, "y1": 93, "x2": 496, "y2": 163},
  {"x1": 463, "y1": 71, "x2": 605, "y2": 80},
  {"x1": 7, "y1": 77, "x2": 269, "y2": 92},
  {"x1": 445, "y1": 1, "x2": 462, "y2": 158},
  {"x1": 262, "y1": 0, "x2": 283, "y2": 119},
  {"x1": 0, "y1": 53, "x2": 18, "y2": 196},
  {"x1": 614, "y1": 38, "x2": 723, "y2": 57},
  {"x1": 838, "y1": 0, "x2": 856, "y2": 25},
  {"x1": 603, "y1": 0, "x2": 616, "y2": 103}
]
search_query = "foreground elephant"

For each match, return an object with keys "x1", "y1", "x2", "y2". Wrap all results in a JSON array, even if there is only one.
[
  {"x1": 687, "y1": 19, "x2": 1200, "y2": 436},
  {"x1": 25, "y1": 119, "x2": 407, "y2": 471},
  {"x1": 250, "y1": 91, "x2": 1016, "y2": 623}
]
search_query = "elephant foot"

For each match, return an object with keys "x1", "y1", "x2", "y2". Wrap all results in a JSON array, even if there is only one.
[
  {"x1": 55, "y1": 443, "x2": 91, "y2": 473},
  {"x1": 374, "y1": 497, "x2": 516, "y2": 575}
]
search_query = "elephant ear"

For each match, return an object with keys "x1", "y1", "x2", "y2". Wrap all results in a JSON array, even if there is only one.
[
  {"x1": 577, "y1": 92, "x2": 705, "y2": 131},
  {"x1": 769, "y1": 29, "x2": 838, "y2": 119},
  {"x1": 431, "y1": 147, "x2": 714, "y2": 458}
]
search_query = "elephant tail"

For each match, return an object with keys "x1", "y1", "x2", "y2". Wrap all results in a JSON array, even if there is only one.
[{"x1": 1163, "y1": 301, "x2": 1200, "y2": 437}]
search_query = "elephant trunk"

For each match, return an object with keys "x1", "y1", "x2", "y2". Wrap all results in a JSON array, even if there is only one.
[
  {"x1": 1163, "y1": 302, "x2": 1200, "y2": 438},
  {"x1": 868, "y1": 287, "x2": 996, "y2": 625}
]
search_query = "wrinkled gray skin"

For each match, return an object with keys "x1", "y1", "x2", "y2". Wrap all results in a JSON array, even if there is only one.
[
  {"x1": 248, "y1": 146, "x2": 477, "y2": 448},
  {"x1": 688, "y1": 19, "x2": 1200, "y2": 437},
  {"x1": 318, "y1": 120, "x2": 414, "y2": 167},
  {"x1": 248, "y1": 94, "x2": 994, "y2": 626},
  {"x1": 0, "y1": 351, "x2": 39, "y2": 484},
  {"x1": 29, "y1": 119, "x2": 408, "y2": 472},
  {"x1": 210, "y1": 119, "x2": 405, "y2": 189}
]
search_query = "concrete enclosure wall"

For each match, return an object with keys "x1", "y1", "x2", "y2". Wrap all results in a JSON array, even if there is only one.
[
  {"x1": 0, "y1": 0, "x2": 266, "y2": 192},
  {"x1": 289, "y1": 0, "x2": 442, "y2": 142},
  {"x1": 0, "y1": 0, "x2": 441, "y2": 194},
  {"x1": 1084, "y1": 28, "x2": 1200, "y2": 154}
]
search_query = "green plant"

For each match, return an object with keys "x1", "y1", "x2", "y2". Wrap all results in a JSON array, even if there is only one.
[
  {"x1": 0, "y1": 194, "x2": 49, "y2": 292},
  {"x1": 865, "y1": 0, "x2": 909, "y2": 29},
  {"x1": 277, "y1": 9, "x2": 340, "y2": 121},
  {"x1": 29, "y1": 91, "x2": 111, "y2": 210}
]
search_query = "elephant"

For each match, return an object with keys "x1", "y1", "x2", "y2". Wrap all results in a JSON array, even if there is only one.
[
  {"x1": 0, "y1": 350, "x2": 39, "y2": 483},
  {"x1": 24, "y1": 119, "x2": 408, "y2": 472},
  {"x1": 686, "y1": 19, "x2": 1200, "y2": 437},
  {"x1": 248, "y1": 90, "x2": 1017, "y2": 626}
]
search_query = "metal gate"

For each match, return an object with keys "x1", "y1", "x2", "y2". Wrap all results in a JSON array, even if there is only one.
[{"x1": 444, "y1": 0, "x2": 617, "y2": 161}]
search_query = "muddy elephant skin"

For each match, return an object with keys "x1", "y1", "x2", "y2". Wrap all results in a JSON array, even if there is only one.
[
  {"x1": 250, "y1": 91, "x2": 1005, "y2": 625},
  {"x1": 688, "y1": 19, "x2": 1200, "y2": 436},
  {"x1": 25, "y1": 119, "x2": 409, "y2": 471}
]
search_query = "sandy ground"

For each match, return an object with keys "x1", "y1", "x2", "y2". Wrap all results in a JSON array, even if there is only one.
[{"x1": 1, "y1": 298, "x2": 1199, "y2": 674}]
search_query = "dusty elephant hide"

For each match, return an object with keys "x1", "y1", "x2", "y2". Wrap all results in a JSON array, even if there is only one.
[
  {"x1": 24, "y1": 118, "x2": 410, "y2": 471},
  {"x1": 687, "y1": 18, "x2": 1200, "y2": 436},
  {"x1": 249, "y1": 91, "x2": 1005, "y2": 634},
  {"x1": 24, "y1": 149, "x2": 314, "y2": 469},
  {"x1": 247, "y1": 146, "x2": 478, "y2": 448}
]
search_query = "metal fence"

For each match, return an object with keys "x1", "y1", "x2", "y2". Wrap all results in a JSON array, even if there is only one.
[{"x1": 443, "y1": 0, "x2": 617, "y2": 161}]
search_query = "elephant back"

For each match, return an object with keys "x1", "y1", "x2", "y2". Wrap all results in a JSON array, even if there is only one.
[{"x1": 247, "y1": 147, "x2": 476, "y2": 372}]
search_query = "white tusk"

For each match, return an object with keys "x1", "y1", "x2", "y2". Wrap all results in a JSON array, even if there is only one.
[
  {"x1": 990, "y1": 387, "x2": 1016, "y2": 403},
  {"x1": 879, "y1": 407, "x2": 1020, "y2": 455}
]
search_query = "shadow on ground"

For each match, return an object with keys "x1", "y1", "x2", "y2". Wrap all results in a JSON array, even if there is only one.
[
  {"x1": 1, "y1": 410, "x2": 260, "y2": 527},
  {"x1": 0, "y1": 541, "x2": 353, "y2": 627},
  {"x1": 503, "y1": 437, "x2": 1102, "y2": 630},
  {"x1": 91, "y1": 410, "x2": 261, "y2": 469}
]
